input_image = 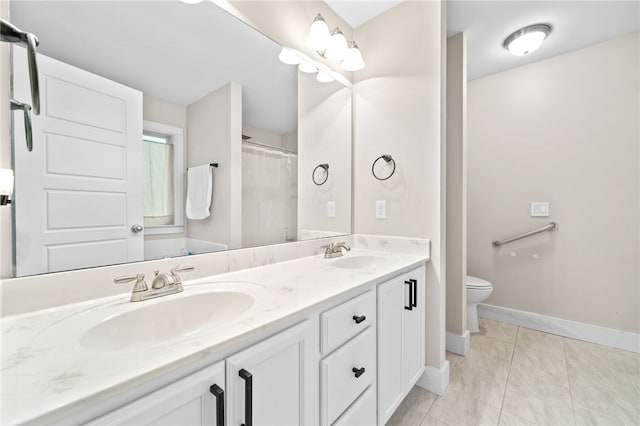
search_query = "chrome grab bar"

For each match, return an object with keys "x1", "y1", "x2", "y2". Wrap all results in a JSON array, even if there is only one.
[
  {"x1": 492, "y1": 222, "x2": 558, "y2": 247},
  {"x1": 1, "y1": 19, "x2": 40, "y2": 115}
]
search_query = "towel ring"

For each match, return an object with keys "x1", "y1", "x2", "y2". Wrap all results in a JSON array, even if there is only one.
[
  {"x1": 372, "y1": 155, "x2": 396, "y2": 181},
  {"x1": 312, "y1": 163, "x2": 329, "y2": 185}
]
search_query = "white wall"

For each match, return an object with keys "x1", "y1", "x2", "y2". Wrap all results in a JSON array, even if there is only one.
[
  {"x1": 467, "y1": 33, "x2": 640, "y2": 333},
  {"x1": 186, "y1": 82, "x2": 242, "y2": 249},
  {"x1": 446, "y1": 32, "x2": 467, "y2": 337},
  {"x1": 298, "y1": 71, "x2": 352, "y2": 238},
  {"x1": 353, "y1": 0, "x2": 446, "y2": 373}
]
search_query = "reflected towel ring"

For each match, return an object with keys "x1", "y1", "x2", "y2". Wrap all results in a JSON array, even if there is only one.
[
  {"x1": 312, "y1": 163, "x2": 329, "y2": 185},
  {"x1": 372, "y1": 155, "x2": 396, "y2": 181}
]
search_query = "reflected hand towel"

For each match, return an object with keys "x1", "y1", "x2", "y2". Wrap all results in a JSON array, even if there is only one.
[{"x1": 186, "y1": 164, "x2": 212, "y2": 220}]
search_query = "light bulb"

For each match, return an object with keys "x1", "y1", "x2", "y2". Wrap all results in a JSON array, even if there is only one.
[
  {"x1": 278, "y1": 47, "x2": 301, "y2": 65},
  {"x1": 341, "y1": 41, "x2": 365, "y2": 71},
  {"x1": 504, "y1": 24, "x2": 552, "y2": 56},
  {"x1": 306, "y1": 14, "x2": 331, "y2": 51},
  {"x1": 298, "y1": 61, "x2": 318, "y2": 74},
  {"x1": 324, "y1": 28, "x2": 348, "y2": 61},
  {"x1": 316, "y1": 71, "x2": 334, "y2": 83}
]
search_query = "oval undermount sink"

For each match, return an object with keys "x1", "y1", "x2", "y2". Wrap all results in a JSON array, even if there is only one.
[
  {"x1": 331, "y1": 255, "x2": 386, "y2": 270},
  {"x1": 80, "y1": 291, "x2": 254, "y2": 351}
]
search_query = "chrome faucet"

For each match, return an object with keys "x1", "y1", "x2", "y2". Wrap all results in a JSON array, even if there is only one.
[
  {"x1": 114, "y1": 265, "x2": 195, "y2": 302},
  {"x1": 321, "y1": 242, "x2": 351, "y2": 258}
]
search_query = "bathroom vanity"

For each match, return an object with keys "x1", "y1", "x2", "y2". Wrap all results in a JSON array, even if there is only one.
[{"x1": 1, "y1": 237, "x2": 429, "y2": 426}]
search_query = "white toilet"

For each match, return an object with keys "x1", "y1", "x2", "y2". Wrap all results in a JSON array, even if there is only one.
[{"x1": 466, "y1": 275, "x2": 493, "y2": 333}]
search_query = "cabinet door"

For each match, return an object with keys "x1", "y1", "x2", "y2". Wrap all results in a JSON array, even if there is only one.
[
  {"x1": 377, "y1": 278, "x2": 404, "y2": 425},
  {"x1": 402, "y1": 267, "x2": 425, "y2": 391},
  {"x1": 87, "y1": 361, "x2": 225, "y2": 426},
  {"x1": 226, "y1": 320, "x2": 313, "y2": 426}
]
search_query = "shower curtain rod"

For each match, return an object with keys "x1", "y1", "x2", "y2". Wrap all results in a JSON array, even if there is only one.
[{"x1": 242, "y1": 139, "x2": 297, "y2": 155}]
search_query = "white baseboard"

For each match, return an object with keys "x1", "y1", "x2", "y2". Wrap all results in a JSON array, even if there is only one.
[
  {"x1": 478, "y1": 304, "x2": 640, "y2": 353},
  {"x1": 446, "y1": 330, "x2": 470, "y2": 355},
  {"x1": 415, "y1": 360, "x2": 450, "y2": 395}
]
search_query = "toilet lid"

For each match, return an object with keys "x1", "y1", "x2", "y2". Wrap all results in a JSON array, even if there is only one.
[{"x1": 466, "y1": 275, "x2": 493, "y2": 289}]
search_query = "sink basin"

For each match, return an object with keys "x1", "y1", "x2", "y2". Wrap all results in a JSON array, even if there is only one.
[
  {"x1": 80, "y1": 291, "x2": 254, "y2": 351},
  {"x1": 331, "y1": 255, "x2": 386, "y2": 270}
]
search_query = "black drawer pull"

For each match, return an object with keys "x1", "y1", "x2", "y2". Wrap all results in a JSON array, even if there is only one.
[
  {"x1": 352, "y1": 315, "x2": 366, "y2": 324},
  {"x1": 209, "y1": 384, "x2": 224, "y2": 426},
  {"x1": 410, "y1": 278, "x2": 418, "y2": 307},
  {"x1": 404, "y1": 280, "x2": 413, "y2": 310},
  {"x1": 239, "y1": 369, "x2": 253, "y2": 426},
  {"x1": 352, "y1": 367, "x2": 366, "y2": 378}
]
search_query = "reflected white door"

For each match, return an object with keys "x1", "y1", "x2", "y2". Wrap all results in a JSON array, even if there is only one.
[{"x1": 13, "y1": 47, "x2": 143, "y2": 276}]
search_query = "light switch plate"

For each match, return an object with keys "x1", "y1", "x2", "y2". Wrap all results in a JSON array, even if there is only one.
[
  {"x1": 327, "y1": 201, "x2": 336, "y2": 218},
  {"x1": 531, "y1": 201, "x2": 550, "y2": 217},
  {"x1": 376, "y1": 200, "x2": 387, "y2": 219}
]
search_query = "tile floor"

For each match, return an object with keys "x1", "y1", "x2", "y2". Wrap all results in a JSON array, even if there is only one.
[{"x1": 386, "y1": 318, "x2": 640, "y2": 426}]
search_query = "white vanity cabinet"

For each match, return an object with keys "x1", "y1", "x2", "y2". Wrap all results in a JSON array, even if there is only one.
[
  {"x1": 88, "y1": 361, "x2": 226, "y2": 426},
  {"x1": 226, "y1": 320, "x2": 314, "y2": 426},
  {"x1": 319, "y1": 290, "x2": 377, "y2": 426},
  {"x1": 377, "y1": 266, "x2": 425, "y2": 425}
]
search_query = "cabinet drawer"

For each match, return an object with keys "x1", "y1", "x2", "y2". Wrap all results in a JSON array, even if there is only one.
[
  {"x1": 321, "y1": 290, "x2": 375, "y2": 354},
  {"x1": 321, "y1": 327, "x2": 375, "y2": 426},
  {"x1": 333, "y1": 385, "x2": 376, "y2": 426}
]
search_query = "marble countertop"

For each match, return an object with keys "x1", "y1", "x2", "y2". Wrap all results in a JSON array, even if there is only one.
[{"x1": 1, "y1": 248, "x2": 427, "y2": 425}]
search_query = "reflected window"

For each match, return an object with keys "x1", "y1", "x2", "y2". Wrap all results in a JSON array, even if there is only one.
[{"x1": 142, "y1": 121, "x2": 185, "y2": 234}]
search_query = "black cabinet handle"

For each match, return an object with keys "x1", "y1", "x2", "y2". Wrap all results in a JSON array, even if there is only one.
[
  {"x1": 404, "y1": 280, "x2": 413, "y2": 310},
  {"x1": 239, "y1": 369, "x2": 253, "y2": 426},
  {"x1": 410, "y1": 279, "x2": 418, "y2": 308},
  {"x1": 352, "y1": 367, "x2": 366, "y2": 378},
  {"x1": 352, "y1": 315, "x2": 366, "y2": 324},
  {"x1": 209, "y1": 384, "x2": 224, "y2": 426}
]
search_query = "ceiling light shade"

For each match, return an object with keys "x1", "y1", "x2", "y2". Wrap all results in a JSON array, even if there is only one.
[
  {"x1": 342, "y1": 41, "x2": 365, "y2": 71},
  {"x1": 278, "y1": 47, "x2": 301, "y2": 65},
  {"x1": 306, "y1": 14, "x2": 331, "y2": 51},
  {"x1": 324, "y1": 28, "x2": 348, "y2": 61},
  {"x1": 503, "y1": 24, "x2": 552, "y2": 56},
  {"x1": 316, "y1": 71, "x2": 334, "y2": 83},
  {"x1": 298, "y1": 61, "x2": 318, "y2": 74}
]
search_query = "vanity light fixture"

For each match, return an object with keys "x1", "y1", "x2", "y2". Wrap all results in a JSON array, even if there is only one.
[
  {"x1": 298, "y1": 61, "x2": 318, "y2": 74},
  {"x1": 342, "y1": 42, "x2": 365, "y2": 71},
  {"x1": 305, "y1": 13, "x2": 366, "y2": 71},
  {"x1": 503, "y1": 24, "x2": 552, "y2": 56},
  {"x1": 0, "y1": 168, "x2": 14, "y2": 206},
  {"x1": 278, "y1": 47, "x2": 302, "y2": 65}
]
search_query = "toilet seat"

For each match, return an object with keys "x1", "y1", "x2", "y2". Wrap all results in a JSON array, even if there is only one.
[{"x1": 466, "y1": 275, "x2": 492, "y2": 290}]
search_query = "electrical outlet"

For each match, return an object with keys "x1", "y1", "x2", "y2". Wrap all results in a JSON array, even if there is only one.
[
  {"x1": 327, "y1": 201, "x2": 336, "y2": 218},
  {"x1": 376, "y1": 200, "x2": 387, "y2": 219}
]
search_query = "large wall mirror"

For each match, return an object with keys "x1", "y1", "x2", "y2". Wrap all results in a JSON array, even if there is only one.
[{"x1": 8, "y1": 0, "x2": 352, "y2": 277}]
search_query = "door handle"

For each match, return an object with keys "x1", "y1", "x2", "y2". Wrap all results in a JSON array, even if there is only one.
[
  {"x1": 11, "y1": 99, "x2": 33, "y2": 152},
  {"x1": 209, "y1": 384, "x2": 224, "y2": 426},
  {"x1": 239, "y1": 369, "x2": 253, "y2": 426},
  {"x1": 404, "y1": 280, "x2": 413, "y2": 310},
  {"x1": 131, "y1": 224, "x2": 144, "y2": 233},
  {"x1": 409, "y1": 279, "x2": 418, "y2": 308}
]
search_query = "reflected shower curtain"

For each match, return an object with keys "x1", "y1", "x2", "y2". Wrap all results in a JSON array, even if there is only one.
[{"x1": 242, "y1": 143, "x2": 297, "y2": 247}]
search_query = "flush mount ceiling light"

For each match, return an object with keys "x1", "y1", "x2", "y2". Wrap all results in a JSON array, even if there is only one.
[
  {"x1": 304, "y1": 13, "x2": 366, "y2": 71},
  {"x1": 298, "y1": 61, "x2": 318, "y2": 74},
  {"x1": 504, "y1": 24, "x2": 552, "y2": 56}
]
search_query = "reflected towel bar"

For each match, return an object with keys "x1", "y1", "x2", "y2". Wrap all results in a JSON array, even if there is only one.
[
  {"x1": 492, "y1": 222, "x2": 558, "y2": 247},
  {"x1": 187, "y1": 163, "x2": 218, "y2": 171}
]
